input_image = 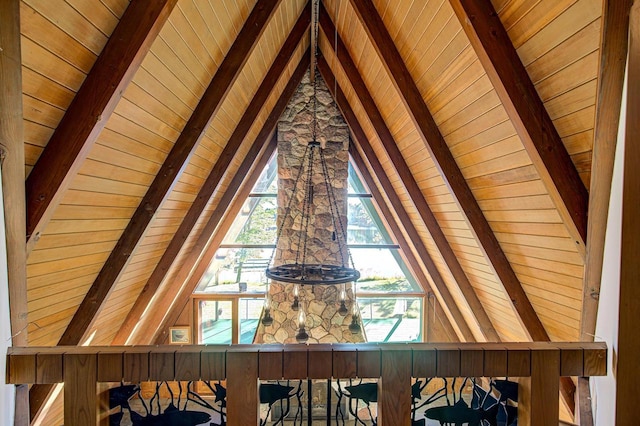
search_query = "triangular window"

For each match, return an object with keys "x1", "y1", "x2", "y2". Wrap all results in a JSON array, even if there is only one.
[
  {"x1": 346, "y1": 162, "x2": 421, "y2": 293},
  {"x1": 194, "y1": 150, "x2": 425, "y2": 343}
]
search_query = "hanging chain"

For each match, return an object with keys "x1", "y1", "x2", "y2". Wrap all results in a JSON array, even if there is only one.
[
  {"x1": 298, "y1": 145, "x2": 316, "y2": 267},
  {"x1": 267, "y1": 143, "x2": 311, "y2": 268},
  {"x1": 320, "y1": 148, "x2": 355, "y2": 269},
  {"x1": 312, "y1": 69, "x2": 318, "y2": 144},
  {"x1": 267, "y1": 65, "x2": 358, "y2": 282}
]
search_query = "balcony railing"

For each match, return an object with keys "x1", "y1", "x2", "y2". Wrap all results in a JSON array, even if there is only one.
[{"x1": 6, "y1": 342, "x2": 606, "y2": 426}]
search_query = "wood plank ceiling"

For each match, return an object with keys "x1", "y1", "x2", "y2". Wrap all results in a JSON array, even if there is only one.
[{"x1": 18, "y1": 0, "x2": 606, "y2": 420}]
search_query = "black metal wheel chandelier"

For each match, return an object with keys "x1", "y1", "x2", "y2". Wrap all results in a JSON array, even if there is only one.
[
  {"x1": 264, "y1": 140, "x2": 360, "y2": 287},
  {"x1": 261, "y1": 67, "x2": 361, "y2": 342}
]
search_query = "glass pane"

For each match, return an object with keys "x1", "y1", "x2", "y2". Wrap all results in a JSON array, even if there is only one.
[
  {"x1": 196, "y1": 248, "x2": 271, "y2": 293},
  {"x1": 350, "y1": 248, "x2": 419, "y2": 292},
  {"x1": 357, "y1": 297, "x2": 422, "y2": 342},
  {"x1": 239, "y1": 298, "x2": 263, "y2": 344},
  {"x1": 347, "y1": 197, "x2": 387, "y2": 244},
  {"x1": 199, "y1": 300, "x2": 233, "y2": 344},
  {"x1": 251, "y1": 153, "x2": 278, "y2": 194},
  {"x1": 348, "y1": 162, "x2": 365, "y2": 194},
  {"x1": 222, "y1": 197, "x2": 277, "y2": 245}
]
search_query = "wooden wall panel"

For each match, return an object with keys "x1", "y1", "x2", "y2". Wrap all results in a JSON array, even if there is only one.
[
  {"x1": 87, "y1": 2, "x2": 307, "y2": 346},
  {"x1": 24, "y1": 0, "x2": 258, "y2": 347},
  {"x1": 20, "y1": 0, "x2": 121, "y2": 175},
  {"x1": 319, "y1": 5, "x2": 526, "y2": 342},
  {"x1": 321, "y1": 0, "x2": 596, "y2": 344},
  {"x1": 511, "y1": 0, "x2": 601, "y2": 190},
  {"x1": 134, "y1": 42, "x2": 308, "y2": 345}
]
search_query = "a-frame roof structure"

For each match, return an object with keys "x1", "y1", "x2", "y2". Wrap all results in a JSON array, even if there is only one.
[{"x1": 4, "y1": 0, "x2": 632, "y2": 423}]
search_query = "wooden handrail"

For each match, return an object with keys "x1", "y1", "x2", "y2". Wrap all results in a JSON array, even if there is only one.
[{"x1": 6, "y1": 342, "x2": 606, "y2": 426}]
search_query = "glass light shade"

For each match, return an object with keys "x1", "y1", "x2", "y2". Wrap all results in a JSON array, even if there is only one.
[
  {"x1": 264, "y1": 294, "x2": 271, "y2": 310},
  {"x1": 297, "y1": 309, "x2": 306, "y2": 328}
]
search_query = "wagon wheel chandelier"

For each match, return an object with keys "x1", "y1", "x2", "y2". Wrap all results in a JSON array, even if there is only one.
[{"x1": 264, "y1": 139, "x2": 360, "y2": 286}]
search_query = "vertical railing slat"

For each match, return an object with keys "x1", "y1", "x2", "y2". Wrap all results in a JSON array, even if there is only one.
[
  {"x1": 519, "y1": 348, "x2": 560, "y2": 426},
  {"x1": 226, "y1": 350, "x2": 259, "y2": 425},
  {"x1": 64, "y1": 353, "x2": 98, "y2": 426},
  {"x1": 379, "y1": 349, "x2": 412, "y2": 426}
]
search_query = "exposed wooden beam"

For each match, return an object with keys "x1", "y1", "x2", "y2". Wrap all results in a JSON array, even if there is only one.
[
  {"x1": 318, "y1": 5, "x2": 499, "y2": 343},
  {"x1": 0, "y1": 0, "x2": 26, "y2": 348},
  {"x1": 153, "y1": 133, "x2": 278, "y2": 345},
  {"x1": 24, "y1": 0, "x2": 178, "y2": 254},
  {"x1": 617, "y1": 2, "x2": 640, "y2": 423},
  {"x1": 577, "y1": 377, "x2": 594, "y2": 426},
  {"x1": 140, "y1": 52, "x2": 309, "y2": 344},
  {"x1": 581, "y1": 0, "x2": 632, "y2": 342},
  {"x1": 317, "y1": 58, "x2": 475, "y2": 342},
  {"x1": 111, "y1": 6, "x2": 311, "y2": 345},
  {"x1": 349, "y1": 146, "x2": 459, "y2": 341},
  {"x1": 348, "y1": 0, "x2": 547, "y2": 342},
  {"x1": 0, "y1": 0, "x2": 28, "y2": 422},
  {"x1": 53, "y1": 0, "x2": 282, "y2": 348},
  {"x1": 449, "y1": 0, "x2": 589, "y2": 257}
]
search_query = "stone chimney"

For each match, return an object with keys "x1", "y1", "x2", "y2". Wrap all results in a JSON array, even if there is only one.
[{"x1": 253, "y1": 71, "x2": 365, "y2": 344}]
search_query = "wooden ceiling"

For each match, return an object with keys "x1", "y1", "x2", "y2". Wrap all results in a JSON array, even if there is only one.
[
  {"x1": 13, "y1": 0, "x2": 628, "y2": 422},
  {"x1": 21, "y1": 0, "x2": 607, "y2": 347},
  {"x1": 17, "y1": 0, "x2": 629, "y2": 420}
]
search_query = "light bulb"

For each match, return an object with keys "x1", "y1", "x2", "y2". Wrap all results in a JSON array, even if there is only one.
[
  {"x1": 298, "y1": 309, "x2": 306, "y2": 328},
  {"x1": 338, "y1": 284, "x2": 348, "y2": 316},
  {"x1": 349, "y1": 300, "x2": 361, "y2": 334},
  {"x1": 261, "y1": 294, "x2": 273, "y2": 326},
  {"x1": 291, "y1": 284, "x2": 300, "y2": 311}
]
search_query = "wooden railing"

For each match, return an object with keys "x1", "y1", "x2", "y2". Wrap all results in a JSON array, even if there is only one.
[{"x1": 6, "y1": 342, "x2": 606, "y2": 426}]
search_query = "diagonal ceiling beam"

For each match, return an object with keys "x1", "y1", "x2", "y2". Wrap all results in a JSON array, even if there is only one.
[
  {"x1": 347, "y1": 0, "x2": 547, "y2": 342},
  {"x1": 317, "y1": 57, "x2": 475, "y2": 342},
  {"x1": 152, "y1": 133, "x2": 278, "y2": 345},
  {"x1": 135, "y1": 51, "x2": 309, "y2": 345},
  {"x1": 25, "y1": 0, "x2": 178, "y2": 254},
  {"x1": 111, "y1": 6, "x2": 311, "y2": 345},
  {"x1": 319, "y1": 5, "x2": 499, "y2": 342},
  {"x1": 581, "y1": 0, "x2": 632, "y2": 342},
  {"x1": 348, "y1": 145, "x2": 459, "y2": 342},
  {"x1": 449, "y1": 0, "x2": 589, "y2": 257},
  {"x1": 55, "y1": 0, "x2": 283, "y2": 347}
]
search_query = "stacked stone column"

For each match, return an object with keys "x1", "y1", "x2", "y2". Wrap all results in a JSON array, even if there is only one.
[{"x1": 253, "y1": 71, "x2": 365, "y2": 344}]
